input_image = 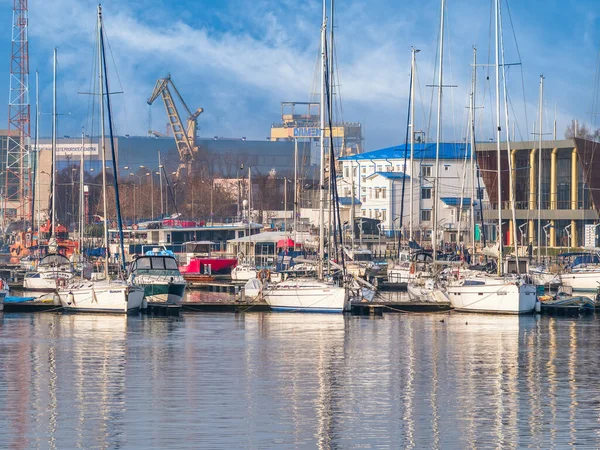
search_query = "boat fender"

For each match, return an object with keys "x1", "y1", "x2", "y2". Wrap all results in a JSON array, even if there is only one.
[
  {"x1": 68, "y1": 291, "x2": 75, "y2": 306},
  {"x1": 409, "y1": 263, "x2": 415, "y2": 275}
]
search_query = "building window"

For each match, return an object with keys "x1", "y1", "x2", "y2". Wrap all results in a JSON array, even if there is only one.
[
  {"x1": 344, "y1": 166, "x2": 349, "y2": 177},
  {"x1": 421, "y1": 210, "x2": 432, "y2": 222},
  {"x1": 387, "y1": 166, "x2": 392, "y2": 172},
  {"x1": 381, "y1": 210, "x2": 387, "y2": 221},
  {"x1": 369, "y1": 209, "x2": 373, "y2": 218},
  {"x1": 369, "y1": 188, "x2": 373, "y2": 199},
  {"x1": 375, "y1": 188, "x2": 380, "y2": 199},
  {"x1": 362, "y1": 166, "x2": 366, "y2": 174},
  {"x1": 444, "y1": 164, "x2": 450, "y2": 171},
  {"x1": 421, "y1": 165, "x2": 432, "y2": 177},
  {"x1": 361, "y1": 196, "x2": 366, "y2": 203},
  {"x1": 382, "y1": 188, "x2": 386, "y2": 199},
  {"x1": 421, "y1": 187, "x2": 432, "y2": 199},
  {"x1": 377, "y1": 165, "x2": 382, "y2": 172},
  {"x1": 361, "y1": 209, "x2": 366, "y2": 216}
]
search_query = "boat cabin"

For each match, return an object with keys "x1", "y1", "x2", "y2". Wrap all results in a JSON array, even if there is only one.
[{"x1": 129, "y1": 254, "x2": 181, "y2": 277}]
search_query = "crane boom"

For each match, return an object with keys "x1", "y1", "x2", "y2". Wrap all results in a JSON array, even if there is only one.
[{"x1": 147, "y1": 74, "x2": 203, "y2": 166}]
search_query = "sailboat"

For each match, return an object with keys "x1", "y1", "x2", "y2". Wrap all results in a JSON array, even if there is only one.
[
  {"x1": 58, "y1": 5, "x2": 144, "y2": 313},
  {"x1": 263, "y1": 0, "x2": 350, "y2": 313},
  {"x1": 23, "y1": 49, "x2": 75, "y2": 291},
  {"x1": 446, "y1": 0, "x2": 536, "y2": 314}
]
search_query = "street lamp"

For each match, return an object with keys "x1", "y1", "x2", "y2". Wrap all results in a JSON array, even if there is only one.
[{"x1": 145, "y1": 172, "x2": 154, "y2": 219}]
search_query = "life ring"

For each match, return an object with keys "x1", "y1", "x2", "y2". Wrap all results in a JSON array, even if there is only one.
[
  {"x1": 237, "y1": 252, "x2": 245, "y2": 260},
  {"x1": 258, "y1": 269, "x2": 271, "y2": 281}
]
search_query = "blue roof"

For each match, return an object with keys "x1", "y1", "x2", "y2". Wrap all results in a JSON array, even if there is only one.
[
  {"x1": 441, "y1": 197, "x2": 472, "y2": 207},
  {"x1": 339, "y1": 142, "x2": 470, "y2": 161},
  {"x1": 367, "y1": 171, "x2": 410, "y2": 180},
  {"x1": 338, "y1": 197, "x2": 362, "y2": 206}
]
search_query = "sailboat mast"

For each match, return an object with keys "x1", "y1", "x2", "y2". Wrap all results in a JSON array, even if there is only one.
[
  {"x1": 98, "y1": 5, "x2": 109, "y2": 280},
  {"x1": 432, "y1": 0, "x2": 445, "y2": 262},
  {"x1": 499, "y1": 0, "x2": 520, "y2": 272},
  {"x1": 51, "y1": 48, "x2": 57, "y2": 239},
  {"x1": 409, "y1": 47, "x2": 418, "y2": 242},
  {"x1": 80, "y1": 129, "x2": 85, "y2": 255},
  {"x1": 470, "y1": 47, "x2": 477, "y2": 254},
  {"x1": 537, "y1": 75, "x2": 544, "y2": 263},
  {"x1": 318, "y1": 0, "x2": 326, "y2": 280},
  {"x1": 494, "y1": 0, "x2": 503, "y2": 276},
  {"x1": 34, "y1": 70, "x2": 39, "y2": 234},
  {"x1": 294, "y1": 138, "x2": 298, "y2": 246}
]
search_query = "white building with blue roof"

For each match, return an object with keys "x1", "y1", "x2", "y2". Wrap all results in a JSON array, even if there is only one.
[{"x1": 339, "y1": 142, "x2": 489, "y2": 244}]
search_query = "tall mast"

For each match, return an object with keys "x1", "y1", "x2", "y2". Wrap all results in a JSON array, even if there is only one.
[
  {"x1": 537, "y1": 75, "x2": 544, "y2": 263},
  {"x1": 294, "y1": 138, "x2": 298, "y2": 246},
  {"x1": 98, "y1": 5, "x2": 109, "y2": 280},
  {"x1": 51, "y1": 48, "x2": 57, "y2": 240},
  {"x1": 432, "y1": 0, "x2": 445, "y2": 262},
  {"x1": 499, "y1": 0, "x2": 520, "y2": 273},
  {"x1": 33, "y1": 70, "x2": 39, "y2": 233},
  {"x1": 470, "y1": 47, "x2": 477, "y2": 254},
  {"x1": 409, "y1": 48, "x2": 419, "y2": 242},
  {"x1": 79, "y1": 129, "x2": 85, "y2": 256},
  {"x1": 318, "y1": 0, "x2": 327, "y2": 280},
  {"x1": 494, "y1": 0, "x2": 503, "y2": 276}
]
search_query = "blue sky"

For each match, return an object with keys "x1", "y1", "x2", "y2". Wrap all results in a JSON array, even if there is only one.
[{"x1": 0, "y1": 0, "x2": 598, "y2": 151}]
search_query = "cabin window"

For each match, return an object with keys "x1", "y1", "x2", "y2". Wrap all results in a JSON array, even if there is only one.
[{"x1": 165, "y1": 258, "x2": 178, "y2": 270}]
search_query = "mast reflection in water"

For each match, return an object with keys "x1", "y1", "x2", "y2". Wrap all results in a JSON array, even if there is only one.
[{"x1": 2, "y1": 312, "x2": 600, "y2": 448}]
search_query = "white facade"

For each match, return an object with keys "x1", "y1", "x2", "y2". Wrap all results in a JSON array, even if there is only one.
[{"x1": 339, "y1": 144, "x2": 489, "y2": 244}]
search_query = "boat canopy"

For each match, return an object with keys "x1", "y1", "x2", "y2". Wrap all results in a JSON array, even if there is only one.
[
  {"x1": 131, "y1": 255, "x2": 179, "y2": 272},
  {"x1": 39, "y1": 254, "x2": 70, "y2": 267}
]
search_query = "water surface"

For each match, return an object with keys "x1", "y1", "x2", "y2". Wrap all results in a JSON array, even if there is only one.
[{"x1": 0, "y1": 311, "x2": 598, "y2": 449}]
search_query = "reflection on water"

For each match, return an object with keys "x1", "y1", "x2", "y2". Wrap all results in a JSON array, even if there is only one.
[{"x1": 2, "y1": 312, "x2": 600, "y2": 448}]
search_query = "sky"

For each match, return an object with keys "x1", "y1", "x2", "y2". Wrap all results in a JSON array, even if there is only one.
[{"x1": 0, "y1": 0, "x2": 598, "y2": 152}]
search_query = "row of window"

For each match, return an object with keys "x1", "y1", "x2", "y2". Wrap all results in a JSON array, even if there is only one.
[
  {"x1": 344, "y1": 163, "x2": 452, "y2": 178},
  {"x1": 359, "y1": 209, "x2": 388, "y2": 221}
]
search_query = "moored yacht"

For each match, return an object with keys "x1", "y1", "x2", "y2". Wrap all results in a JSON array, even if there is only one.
[
  {"x1": 58, "y1": 280, "x2": 144, "y2": 313},
  {"x1": 263, "y1": 277, "x2": 350, "y2": 313},
  {"x1": 23, "y1": 253, "x2": 75, "y2": 291},
  {"x1": 128, "y1": 251, "x2": 186, "y2": 304},
  {"x1": 446, "y1": 273, "x2": 537, "y2": 314}
]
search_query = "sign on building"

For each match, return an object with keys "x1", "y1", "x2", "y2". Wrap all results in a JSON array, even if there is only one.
[{"x1": 39, "y1": 143, "x2": 99, "y2": 157}]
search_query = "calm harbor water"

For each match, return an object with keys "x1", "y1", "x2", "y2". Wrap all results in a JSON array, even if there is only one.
[{"x1": 1, "y1": 309, "x2": 599, "y2": 449}]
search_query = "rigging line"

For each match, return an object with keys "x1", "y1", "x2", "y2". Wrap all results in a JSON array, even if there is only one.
[
  {"x1": 101, "y1": 21, "x2": 129, "y2": 134},
  {"x1": 503, "y1": 0, "x2": 529, "y2": 140}
]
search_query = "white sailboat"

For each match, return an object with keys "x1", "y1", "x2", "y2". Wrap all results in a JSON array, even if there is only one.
[
  {"x1": 58, "y1": 5, "x2": 143, "y2": 313},
  {"x1": 264, "y1": 0, "x2": 349, "y2": 313},
  {"x1": 446, "y1": 0, "x2": 536, "y2": 314}
]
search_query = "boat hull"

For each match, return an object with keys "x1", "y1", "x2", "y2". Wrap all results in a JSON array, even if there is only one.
[
  {"x1": 58, "y1": 282, "x2": 144, "y2": 313},
  {"x1": 447, "y1": 280, "x2": 537, "y2": 314},
  {"x1": 264, "y1": 279, "x2": 349, "y2": 313},
  {"x1": 23, "y1": 271, "x2": 74, "y2": 291},
  {"x1": 141, "y1": 281, "x2": 186, "y2": 304},
  {"x1": 560, "y1": 271, "x2": 600, "y2": 292}
]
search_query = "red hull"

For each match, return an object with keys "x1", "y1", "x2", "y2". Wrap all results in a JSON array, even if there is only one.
[{"x1": 180, "y1": 257, "x2": 237, "y2": 275}]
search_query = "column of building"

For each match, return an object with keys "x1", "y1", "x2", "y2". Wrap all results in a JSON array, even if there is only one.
[
  {"x1": 549, "y1": 148, "x2": 558, "y2": 247},
  {"x1": 571, "y1": 148, "x2": 578, "y2": 247},
  {"x1": 528, "y1": 148, "x2": 537, "y2": 244}
]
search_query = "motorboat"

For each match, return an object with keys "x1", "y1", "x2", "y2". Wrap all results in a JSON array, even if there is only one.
[{"x1": 128, "y1": 250, "x2": 186, "y2": 304}]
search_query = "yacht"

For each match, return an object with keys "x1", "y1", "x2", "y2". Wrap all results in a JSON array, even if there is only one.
[
  {"x1": 128, "y1": 250, "x2": 186, "y2": 304},
  {"x1": 263, "y1": 277, "x2": 350, "y2": 313},
  {"x1": 23, "y1": 253, "x2": 75, "y2": 291},
  {"x1": 58, "y1": 280, "x2": 144, "y2": 314}
]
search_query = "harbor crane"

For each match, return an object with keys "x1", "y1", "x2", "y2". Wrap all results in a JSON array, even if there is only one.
[{"x1": 147, "y1": 74, "x2": 204, "y2": 176}]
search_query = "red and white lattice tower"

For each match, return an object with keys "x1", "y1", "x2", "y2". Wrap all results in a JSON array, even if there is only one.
[{"x1": 6, "y1": 0, "x2": 31, "y2": 225}]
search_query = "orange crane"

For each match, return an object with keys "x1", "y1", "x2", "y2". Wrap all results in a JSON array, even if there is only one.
[{"x1": 147, "y1": 74, "x2": 203, "y2": 176}]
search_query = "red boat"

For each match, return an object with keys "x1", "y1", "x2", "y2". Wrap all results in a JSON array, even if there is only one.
[{"x1": 178, "y1": 241, "x2": 237, "y2": 275}]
